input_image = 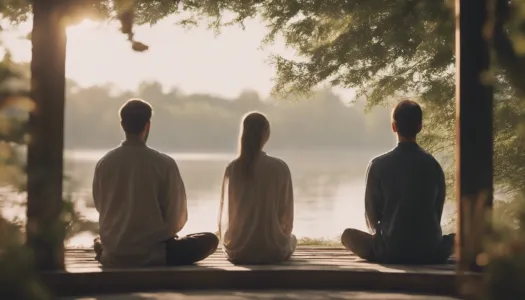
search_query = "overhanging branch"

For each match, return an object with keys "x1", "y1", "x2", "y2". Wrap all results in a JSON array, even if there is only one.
[{"x1": 494, "y1": 0, "x2": 525, "y2": 96}]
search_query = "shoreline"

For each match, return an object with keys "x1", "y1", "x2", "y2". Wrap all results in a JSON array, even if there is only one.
[{"x1": 66, "y1": 235, "x2": 344, "y2": 248}]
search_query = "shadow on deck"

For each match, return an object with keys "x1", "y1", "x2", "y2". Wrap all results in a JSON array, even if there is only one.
[{"x1": 41, "y1": 247, "x2": 479, "y2": 297}]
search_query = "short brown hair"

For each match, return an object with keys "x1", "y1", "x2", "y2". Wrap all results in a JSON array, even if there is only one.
[
  {"x1": 119, "y1": 99, "x2": 153, "y2": 135},
  {"x1": 392, "y1": 100, "x2": 422, "y2": 139}
]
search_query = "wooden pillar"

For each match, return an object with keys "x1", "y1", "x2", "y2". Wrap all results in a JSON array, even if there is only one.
[
  {"x1": 26, "y1": 0, "x2": 67, "y2": 270},
  {"x1": 455, "y1": 0, "x2": 494, "y2": 274}
]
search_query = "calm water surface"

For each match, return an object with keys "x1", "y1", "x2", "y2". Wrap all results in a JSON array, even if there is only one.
[{"x1": 5, "y1": 148, "x2": 456, "y2": 246}]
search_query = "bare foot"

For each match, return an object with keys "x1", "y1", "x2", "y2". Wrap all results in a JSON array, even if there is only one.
[{"x1": 93, "y1": 237, "x2": 102, "y2": 261}]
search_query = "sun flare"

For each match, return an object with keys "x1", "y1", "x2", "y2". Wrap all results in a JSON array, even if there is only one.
[
  {"x1": 2, "y1": 16, "x2": 298, "y2": 98},
  {"x1": 66, "y1": 19, "x2": 102, "y2": 33}
]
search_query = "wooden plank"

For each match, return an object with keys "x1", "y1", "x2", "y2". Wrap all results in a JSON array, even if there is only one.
[
  {"x1": 37, "y1": 248, "x2": 475, "y2": 297},
  {"x1": 26, "y1": 0, "x2": 67, "y2": 270},
  {"x1": 62, "y1": 248, "x2": 456, "y2": 273},
  {"x1": 455, "y1": 0, "x2": 494, "y2": 274},
  {"x1": 59, "y1": 290, "x2": 463, "y2": 300},
  {"x1": 42, "y1": 268, "x2": 461, "y2": 297}
]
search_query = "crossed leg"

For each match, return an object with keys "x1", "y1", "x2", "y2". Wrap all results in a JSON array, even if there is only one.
[
  {"x1": 341, "y1": 228, "x2": 455, "y2": 264},
  {"x1": 165, "y1": 232, "x2": 219, "y2": 266},
  {"x1": 92, "y1": 232, "x2": 219, "y2": 266},
  {"x1": 340, "y1": 228, "x2": 378, "y2": 261}
]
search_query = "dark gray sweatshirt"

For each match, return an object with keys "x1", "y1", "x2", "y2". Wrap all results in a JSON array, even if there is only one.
[{"x1": 365, "y1": 142, "x2": 446, "y2": 257}]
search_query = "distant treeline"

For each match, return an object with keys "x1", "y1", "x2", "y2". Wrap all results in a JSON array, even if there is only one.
[{"x1": 65, "y1": 80, "x2": 396, "y2": 152}]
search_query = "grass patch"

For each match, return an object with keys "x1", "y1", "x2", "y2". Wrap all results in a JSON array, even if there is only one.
[
  {"x1": 213, "y1": 232, "x2": 342, "y2": 247},
  {"x1": 297, "y1": 237, "x2": 342, "y2": 247}
]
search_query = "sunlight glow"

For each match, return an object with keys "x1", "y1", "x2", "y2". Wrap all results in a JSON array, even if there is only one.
[
  {"x1": 63, "y1": 17, "x2": 283, "y2": 96},
  {"x1": 66, "y1": 19, "x2": 102, "y2": 33},
  {"x1": 2, "y1": 17, "x2": 354, "y2": 100},
  {"x1": 65, "y1": 19, "x2": 137, "y2": 90}
]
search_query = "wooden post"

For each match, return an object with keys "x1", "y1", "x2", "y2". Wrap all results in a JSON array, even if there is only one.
[
  {"x1": 455, "y1": 0, "x2": 494, "y2": 275},
  {"x1": 26, "y1": 0, "x2": 67, "y2": 270}
]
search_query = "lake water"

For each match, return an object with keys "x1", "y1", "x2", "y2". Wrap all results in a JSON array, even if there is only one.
[{"x1": 3, "y1": 147, "x2": 456, "y2": 246}]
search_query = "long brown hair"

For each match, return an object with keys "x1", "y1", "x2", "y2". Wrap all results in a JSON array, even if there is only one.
[{"x1": 235, "y1": 112, "x2": 270, "y2": 179}]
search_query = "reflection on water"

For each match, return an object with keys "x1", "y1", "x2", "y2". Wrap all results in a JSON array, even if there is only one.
[{"x1": 13, "y1": 148, "x2": 457, "y2": 246}]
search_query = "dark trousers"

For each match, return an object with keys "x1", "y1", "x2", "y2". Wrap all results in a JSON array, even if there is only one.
[
  {"x1": 94, "y1": 232, "x2": 219, "y2": 266},
  {"x1": 341, "y1": 228, "x2": 455, "y2": 264}
]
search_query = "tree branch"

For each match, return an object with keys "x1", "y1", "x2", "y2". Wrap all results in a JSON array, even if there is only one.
[{"x1": 494, "y1": 0, "x2": 525, "y2": 96}]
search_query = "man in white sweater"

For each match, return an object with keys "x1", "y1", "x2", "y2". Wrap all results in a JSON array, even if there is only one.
[{"x1": 92, "y1": 99, "x2": 218, "y2": 267}]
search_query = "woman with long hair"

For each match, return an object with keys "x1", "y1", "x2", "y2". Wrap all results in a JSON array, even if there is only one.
[{"x1": 219, "y1": 112, "x2": 296, "y2": 264}]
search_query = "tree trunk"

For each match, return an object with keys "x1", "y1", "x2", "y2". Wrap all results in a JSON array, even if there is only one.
[
  {"x1": 26, "y1": 0, "x2": 67, "y2": 271},
  {"x1": 455, "y1": 0, "x2": 493, "y2": 277}
]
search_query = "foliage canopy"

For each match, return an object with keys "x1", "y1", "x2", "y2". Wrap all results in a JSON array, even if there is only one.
[
  {"x1": 2, "y1": 1, "x2": 525, "y2": 202},
  {"x1": 1, "y1": 1, "x2": 525, "y2": 298}
]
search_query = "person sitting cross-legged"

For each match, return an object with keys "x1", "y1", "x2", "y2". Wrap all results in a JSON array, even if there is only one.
[
  {"x1": 92, "y1": 99, "x2": 218, "y2": 268},
  {"x1": 219, "y1": 112, "x2": 297, "y2": 264},
  {"x1": 341, "y1": 100, "x2": 455, "y2": 264}
]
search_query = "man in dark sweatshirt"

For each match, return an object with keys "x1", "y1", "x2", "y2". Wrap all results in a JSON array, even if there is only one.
[{"x1": 341, "y1": 100, "x2": 454, "y2": 264}]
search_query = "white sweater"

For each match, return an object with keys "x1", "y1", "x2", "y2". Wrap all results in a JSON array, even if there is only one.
[
  {"x1": 219, "y1": 152, "x2": 295, "y2": 264},
  {"x1": 92, "y1": 140, "x2": 187, "y2": 267}
]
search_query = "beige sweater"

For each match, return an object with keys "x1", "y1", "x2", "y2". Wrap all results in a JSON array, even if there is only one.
[
  {"x1": 219, "y1": 152, "x2": 296, "y2": 264},
  {"x1": 93, "y1": 140, "x2": 187, "y2": 267}
]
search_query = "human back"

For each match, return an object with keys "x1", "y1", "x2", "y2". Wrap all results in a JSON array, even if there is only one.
[
  {"x1": 94, "y1": 143, "x2": 179, "y2": 266},
  {"x1": 372, "y1": 142, "x2": 445, "y2": 256},
  {"x1": 92, "y1": 99, "x2": 190, "y2": 267},
  {"x1": 341, "y1": 100, "x2": 452, "y2": 264},
  {"x1": 219, "y1": 112, "x2": 296, "y2": 264}
]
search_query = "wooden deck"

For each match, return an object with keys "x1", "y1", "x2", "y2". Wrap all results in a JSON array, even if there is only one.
[
  {"x1": 62, "y1": 290, "x2": 462, "y2": 299},
  {"x1": 40, "y1": 247, "x2": 478, "y2": 297}
]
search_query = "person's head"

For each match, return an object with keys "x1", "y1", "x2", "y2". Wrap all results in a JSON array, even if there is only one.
[
  {"x1": 119, "y1": 99, "x2": 153, "y2": 142},
  {"x1": 391, "y1": 100, "x2": 422, "y2": 141},
  {"x1": 236, "y1": 111, "x2": 270, "y2": 177}
]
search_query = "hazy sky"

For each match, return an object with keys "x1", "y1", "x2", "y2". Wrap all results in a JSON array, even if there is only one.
[{"x1": 1, "y1": 16, "x2": 354, "y2": 100}]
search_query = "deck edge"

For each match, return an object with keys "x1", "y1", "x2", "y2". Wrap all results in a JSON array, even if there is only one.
[{"x1": 40, "y1": 268, "x2": 476, "y2": 297}]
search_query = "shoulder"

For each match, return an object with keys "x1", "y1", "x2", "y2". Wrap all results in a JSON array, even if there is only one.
[
  {"x1": 224, "y1": 158, "x2": 241, "y2": 177},
  {"x1": 225, "y1": 159, "x2": 236, "y2": 173},
  {"x1": 415, "y1": 146, "x2": 445, "y2": 177},
  {"x1": 265, "y1": 154, "x2": 291, "y2": 174},
  {"x1": 157, "y1": 151, "x2": 176, "y2": 165},
  {"x1": 417, "y1": 146, "x2": 443, "y2": 167},
  {"x1": 368, "y1": 149, "x2": 393, "y2": 168},
  {"x1": 138, "y1": 147, "x2": 179, "y2": 172},
  {"x1": 365, "y1": 149, "x2": 397, "y2": 177},
  {"x1": 150, "y1": 149, "x2": 178, "y2": 171},
  {"x1": 94, "y1": 146, "x2": 121, "y2": 170}
]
